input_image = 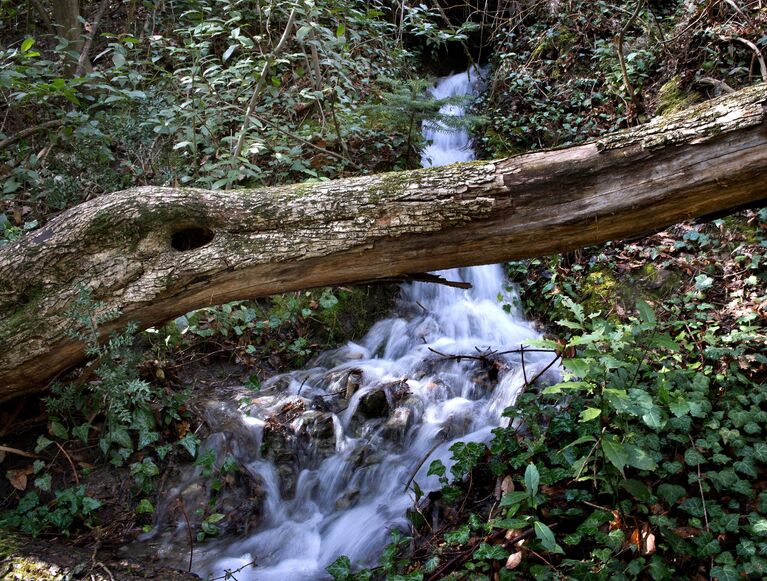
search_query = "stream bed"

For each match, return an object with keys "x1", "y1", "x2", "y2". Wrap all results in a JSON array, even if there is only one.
[{"x1": 134, "y1": 67, "x2": 559, "y2": 580}]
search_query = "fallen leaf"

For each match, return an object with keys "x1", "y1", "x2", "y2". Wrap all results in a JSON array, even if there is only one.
[
  {"x1": 7, "y1": 467, "x2": 33, "y2": 491},
  {"x1": 642, "y1": 532, "x2": 656, "y2": 555},
  {"x1": 501, "y1": 475, "x2": 514, "y2": 495},
  {"x1": 505, "y1": 551, "x2": 523, "y2": 570}
]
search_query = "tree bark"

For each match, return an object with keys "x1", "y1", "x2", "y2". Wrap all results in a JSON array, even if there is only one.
[
  {"x1": 1, "y1": 83, "x2": 766, "y2": 401},
  {"x1": 51, "y1": 0, "x2": 91, "y2": 75}
]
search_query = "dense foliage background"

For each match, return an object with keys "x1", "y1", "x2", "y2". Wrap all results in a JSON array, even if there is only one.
[{"x1": 0, "y1": 1, "x2": 765, "y2": 579}]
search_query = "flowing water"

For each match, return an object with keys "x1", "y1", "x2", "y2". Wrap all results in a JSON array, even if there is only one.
[{"x1": 140, "y1": 68, "x2": 558, "y2": 580}]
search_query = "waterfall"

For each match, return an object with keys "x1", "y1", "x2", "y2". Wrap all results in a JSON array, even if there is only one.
[{"x1": 152, "y1": 67, "x2": 558, "y2": 580}]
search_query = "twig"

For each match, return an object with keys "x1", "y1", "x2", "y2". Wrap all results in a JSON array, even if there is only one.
[
  {"x1": 250, "y1": 112, "x2": 363, "y2": 170},
  {"x1": 0, "y1": 444, "x2": 39, "y2": 459},
  {"x1": 689, "y1": 435, "x2": 710, "y2": 532},
  {"x1": 728, "y1": 36, "x2": 767, "y2": 82},
  {"x1": 403, "y1": 437, "x2": 446, "y2": 492},
  {"x1": 53, "y1": 441, "x2": 80, "y2": 484},
  {"x1": 0, "y1": 119, "x2": 66, "y2": 150},
  {"x1": 233, "y1": 8, "x2": 297, "y2": 159},
  {"x1": 695, "y1": 76, "x2": 735, "y2": 94},
  {"x1": 28, "y1": 0, "x2": 54, "y2": 34},
  {"x1": 95, "y1": 563, "x2": 115, "y2": 581},
  {"x1": 177, "y1": 496, "x2": 194, "y2": 572},
  {"x1": 615, "y1": 0, "x2": 644, "y2": 123},
  {"x1": 74, "y1": 0, "x2": 110, "y2": 77},
  {"x1": 207, "y1": 559, "x2": 257, "y2": 581},
  {"x1": 520, "y1": 345, "x2": 528, "y2": 385}
]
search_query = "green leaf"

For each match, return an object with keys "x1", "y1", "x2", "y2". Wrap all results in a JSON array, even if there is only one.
[
  {"x1": 296, "y1": 25, "x2": 312, "y2": 42},
  {"x1": 500, "y1": 491, "x2": 529, "y2": 507},
  {"x1": 34, "y1": 473, "x2": 52, "y2": 492},
  {"x1": 109, "y1": 426, "x2": 132, "y2": 450},
  {"x1": 579, "y1": 407, "x2": 602, "y2": 422},
  {"x1": 542, "y1": 381, "x2": 592, "y2": 394},
  {"x1": 49, "y1": 420, "x2": 69, "y2": 440},
  {"x1": 753, "y1": 442, "x2": 767, "y2": 463},
  {"x1": 493, "y1": 518, "x2": 530, "y2": 530},
  {"x1": 641, "y1": 405, "x2": 665, "y2": 430},
  {"x1": 21, "y1": 37, "x2": 35, "y2": 53},
  {"x1": 207, "y1": 513, "x2": 225, "y2": 524},
  {"x1": 112, "y1": 52, "x2": 126, "y2": 67},
  {"x1": 636, "y1": 299, "x2": 656, "y2": 324},
  {"x1": 625, "y1": 444, "x2": 657, "y2": 471},
  {"x1": 72, "y1": 424, "x2": 90, "y2": 443},
  {"x1": 474, "y1": 542, "x2": 507, "y2": 560},
  {"x1": 695, "y1": 274, "x2": 713, "y2": 290},
  {"x1": 534, "y1": 521, "x2": 564, "y2": 554},
  {"x1": 178, "y1": 432, "x2": 199, "y2": 458},
  {"x1": 326, "y1": 556, "x2": 351, "y2": 581},
  {"x1": 620, "y1": 479, "x2": 651, "y2": 501},
  {"x1": 35, "y1": 436, "x2": 53, "y2": 454},
  {"x1": 524, "y1": 463, "x2": 540, "y2": 497},
  {"x1": 710, "y1": 565, "x2": 740, "y2": 581},
  {"x1": 222, "y1": 44, "x2": 236, "y2": 62},
  {"x1": 657, "y1": 483, "x2": 686, "y2": 506},
  {"x1": 136, "y1": 499, "x2": 155, "y2": 514},
  {"x1": 601, "y1": 436, "x2": 628, "y2": 472},
  {"x1": 81, "y1": 496, "x2": 101, "y2": 515},
  {"x1": 336, "y1": 23, "x2": 346, "y2": 38},
  {"x1": 562, "y1": 357, "x2": 590, "y2": 378}
]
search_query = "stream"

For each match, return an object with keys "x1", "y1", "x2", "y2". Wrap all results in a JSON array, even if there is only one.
[{"x1": 136, "y1": 67, "x2": 559, "y2": 580}]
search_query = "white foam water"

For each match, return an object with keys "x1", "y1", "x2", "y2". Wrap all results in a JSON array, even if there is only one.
[{"x1": 187, "y1": 67, "x2": 557, "y2": 580}]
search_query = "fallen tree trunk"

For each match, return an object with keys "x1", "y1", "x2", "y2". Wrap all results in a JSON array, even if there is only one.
[{"x1": 1, "y1": 84, "x2": 766, "y2": 401}]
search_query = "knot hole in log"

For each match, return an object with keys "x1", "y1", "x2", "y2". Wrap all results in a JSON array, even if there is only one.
[{"x1": 171, "y1": 227, "x2": 215, "y2": 251}]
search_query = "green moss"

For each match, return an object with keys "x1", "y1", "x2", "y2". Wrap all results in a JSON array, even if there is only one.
[
  {"x1": 0, "y1": 282, "x2": 44, "y2": 344},
  {"x1": 656, "y1": 76, "x2": 699, "y2": 116},
  {"x1": 581, "y1": 268, "x2": 619, "y2": 316}
]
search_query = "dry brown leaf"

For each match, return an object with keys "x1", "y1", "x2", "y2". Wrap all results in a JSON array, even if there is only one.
[
  {"x1": 501, "y1": 475, "x2": 514, "y2": 495},
  {"x1": 642, "y1": 532, "x2": 656, "y2": 555},
  {"x1": 505, "y1": 551, "x2": 523, "y2": 570},
  {"x1": 7, "y1": 467, "x2": 32, "y2": 491}
]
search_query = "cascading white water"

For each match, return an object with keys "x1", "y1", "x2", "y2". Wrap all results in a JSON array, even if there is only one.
[{"x1": 166, "y1": 68, "x2": 558, "y2": 580}]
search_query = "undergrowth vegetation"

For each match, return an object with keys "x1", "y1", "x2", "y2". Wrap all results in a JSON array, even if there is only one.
[
  {"x1": 0, "y1": 0, "x2": 766, "y2": 579},
  {"x1": 327, "y1": 211, "x2": 766, "y2": 579}
]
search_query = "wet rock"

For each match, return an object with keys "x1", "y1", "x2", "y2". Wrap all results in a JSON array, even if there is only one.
[
  {"x1": 334, "y1": 488, "x2": 360, "y2": 510},
  {"x1": 345, "y1": 369, "x2": 363, "y2": 400},
  {"x1": 381, "y1": 407, "x2": 413, "y2": 442},
  {"x1": 262, "y1": 426, "x2": 298, "y2": 497},
  {"x1": 356, "y1": 388, "x2": 390, "y2": 418},
  {"x1": 301, "y1": 411, "x2": 335, "y2": 440}
]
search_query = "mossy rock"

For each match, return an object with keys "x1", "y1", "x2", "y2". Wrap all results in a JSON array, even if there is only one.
[{"x1": 656, "y1": 76, "x2": 699, "y2": 116}]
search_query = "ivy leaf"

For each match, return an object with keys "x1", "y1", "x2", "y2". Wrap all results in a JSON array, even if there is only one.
[
  {"x1": 641, "y1": 405, "x2": 665, "y2": 430},
  {"x1": 326, "y1": 556, "x2": 351, "y2": 580},
  {"x1": 49, "y1": 420, "x2": 69, "y2": 440},
  {"x1": 710, "y1": 565, "x2": 740, "y2": 581},
  {"x1": 474, "y1": 542, "x2": 507, "y2": 560}
]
